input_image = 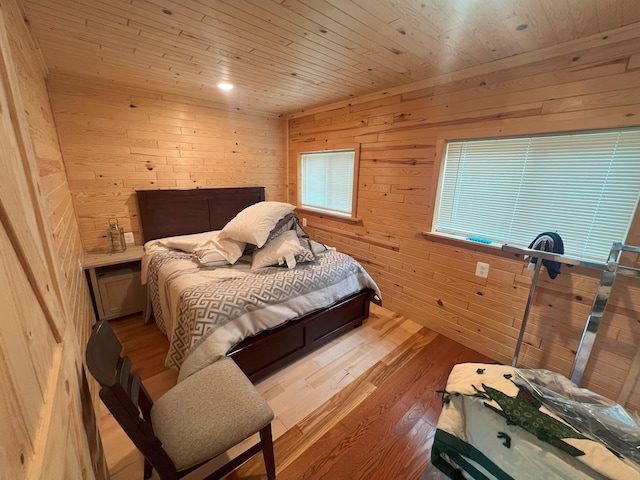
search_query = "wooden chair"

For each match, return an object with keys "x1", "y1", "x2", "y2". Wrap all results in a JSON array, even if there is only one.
[{"x1": 86, "y1": 319, "x2": 276, "y2": 479}]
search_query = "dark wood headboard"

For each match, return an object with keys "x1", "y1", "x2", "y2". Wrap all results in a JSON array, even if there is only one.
[{"x1": 136, "y1": 187, "x2": 265, "y2": 242}]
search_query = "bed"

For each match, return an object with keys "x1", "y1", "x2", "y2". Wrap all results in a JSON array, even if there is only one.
[
  {"x1": 136, "y1": 187, "x2": 381, "y2": 383},
  {"x1": 432, "y1": 363, "x2": 640, "y2": 480}
]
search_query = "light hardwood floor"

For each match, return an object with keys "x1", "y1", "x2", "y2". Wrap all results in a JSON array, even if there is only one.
[{"x1": 99, "y1": 304, "x2": 492, "y2": 479}]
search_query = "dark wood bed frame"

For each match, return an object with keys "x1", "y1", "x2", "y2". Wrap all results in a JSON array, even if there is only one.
[{"x1": 136, "y1": 187, "x2": 372, "y2": 383}]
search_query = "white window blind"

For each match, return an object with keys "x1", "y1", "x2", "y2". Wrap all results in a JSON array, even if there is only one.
[
  {"x1": 435, "y1": 129, "x2": 640, "y2": 262},
  {"x1": 300, "y1": 150, "x2": 355, "y2": 216}
]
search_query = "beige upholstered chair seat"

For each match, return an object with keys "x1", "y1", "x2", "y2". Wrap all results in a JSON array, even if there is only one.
[{"x1": 151, "y1": 357, "x2": 274, "y2": 471}]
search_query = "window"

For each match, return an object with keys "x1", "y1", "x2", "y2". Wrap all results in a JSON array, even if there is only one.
[
  {"x1": 434, "y1": 129, "x2": 640, "y2": 262},
  {"x1": 299, "y1": 149, "x2": 357, "y2": 217}
]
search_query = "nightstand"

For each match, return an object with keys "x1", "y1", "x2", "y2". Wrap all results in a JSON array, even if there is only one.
[{"x1": 84, "y1": 246, "x2": 146, "y2": 321}]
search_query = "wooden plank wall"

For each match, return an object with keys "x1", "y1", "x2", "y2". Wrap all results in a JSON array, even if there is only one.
[
  {"x1": 6, "y1": 0, "x2": 94, "y2": 349},
  {"x1": 47, "y1": 75, "x2": 287, "y2": 252},
  {"x1": 287, "y1": 24, "x2": 640, "y2": 410},
  {"x1": 1, "y1": 0, "x2": 105, "y2": 478}
]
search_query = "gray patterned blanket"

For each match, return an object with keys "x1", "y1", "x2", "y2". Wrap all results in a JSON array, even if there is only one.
[{"x1": 145, "y1": 249, "x2": 381, "y2": 381}]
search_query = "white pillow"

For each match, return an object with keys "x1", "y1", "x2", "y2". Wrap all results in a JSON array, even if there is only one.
[
  {"x1": 207, "y1": 235, "x2": 246, "y2": 264},
  {"x1": 192, "y1": 244, "x2": 229, "y2": 267},
  {"x1": 220, "y1": 201, "x2": 295, "y2": 248},
  {"x1": 252, "y1": 230, "x2": 306, "y2": 270}
]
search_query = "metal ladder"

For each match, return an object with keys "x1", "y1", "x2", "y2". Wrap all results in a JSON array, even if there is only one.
[
  {"x1": 570, "y1": 243, "x2": 640, "y2": 385},
  {"x1": 503, "y1": 242, "x2": 640, "y2": 386}
]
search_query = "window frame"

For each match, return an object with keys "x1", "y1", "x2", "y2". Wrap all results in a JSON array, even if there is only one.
[
  {"x1": 428, "y1": 127, "x2": 640, "y2": 262},
  {"x1": 297, "y1": 145, "x2": 361, "y2": 220}
]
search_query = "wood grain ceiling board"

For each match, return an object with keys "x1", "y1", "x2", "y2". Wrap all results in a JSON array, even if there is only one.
[{"x1": 20, "y1": 0, "x2": 640, "y2": 114}]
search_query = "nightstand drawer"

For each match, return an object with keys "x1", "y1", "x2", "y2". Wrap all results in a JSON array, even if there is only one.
[
  {"x1": 96, "y1": 263, "x2": 145, "y2": 319},
  {"x1": 84, "y1": 246, "x2": 146, "y2": 321}
]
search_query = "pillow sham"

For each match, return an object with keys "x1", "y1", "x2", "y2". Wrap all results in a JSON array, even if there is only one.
[
  {"x1": 265, "y1": 212, "x2": 317, "y2": 264},
  {"x1": 251, "y1": 230, "x2": 306, "y2": 270},
  {"x1": 310, "y1": 239, "x2": 335, "y2": 254},
  {"x1": 220, "y1": 201, "x2": 295, "y2": 248}
]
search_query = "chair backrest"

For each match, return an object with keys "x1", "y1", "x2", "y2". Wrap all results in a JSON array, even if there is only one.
[{"x1": 86, "y1": 320, "x2": 177, "y2": 477}]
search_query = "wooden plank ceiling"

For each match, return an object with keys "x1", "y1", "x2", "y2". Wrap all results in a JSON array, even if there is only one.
[{"x1": 21, "y1": 0, "x2": 640, "y2": 114}]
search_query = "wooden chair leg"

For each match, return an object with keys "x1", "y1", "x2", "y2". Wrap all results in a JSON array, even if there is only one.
[
  {"x1": 143, "y1": 458, "x2": 153, "y2": 479},
  {"x1": 260, "y1": 424, "x2": 276, "y2": 480}
]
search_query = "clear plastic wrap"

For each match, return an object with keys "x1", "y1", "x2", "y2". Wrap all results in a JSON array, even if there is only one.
[{"x1": 513, "y1": 368, "x2": 640, "y2": 467}]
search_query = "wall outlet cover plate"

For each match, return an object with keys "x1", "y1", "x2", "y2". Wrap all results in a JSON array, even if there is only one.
[
  {"x1": 475, "y1": 262, "x2": 489, "y2": 278},
  {"x1": 124, "y1": 232, "x2": 135, "y2": 245}
]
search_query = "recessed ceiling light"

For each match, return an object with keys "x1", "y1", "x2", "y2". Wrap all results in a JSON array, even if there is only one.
[{"x1": 217, "y1": 82, "x2": 234, "y2": 91}]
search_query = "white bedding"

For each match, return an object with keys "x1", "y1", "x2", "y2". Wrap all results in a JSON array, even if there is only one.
[
  {"x1": 144, "y1": 230, "x2": 221, "y2": 254},
  {"x1": 142, "y1": 244, "x2": 381, "y2": 382},
  {"x1": 433, "y1": 363, "x2": 640, "y2": 480}
]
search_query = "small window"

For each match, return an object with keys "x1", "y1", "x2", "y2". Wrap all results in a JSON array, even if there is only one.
[
  {"x1": 434, "y1": 129, "x2": 640, "y2": 262},
  {"x1": 299, "y1": 149, "x2": 357, "y2": 217}
]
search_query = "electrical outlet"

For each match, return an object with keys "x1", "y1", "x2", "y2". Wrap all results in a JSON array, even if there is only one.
[
  {"x1": 475, "y1": 261, "x2": 489, "y2": 278},
  {"x1": 124, "y1": 232, "x2": 135, "y2": 245},
  {"x1": 302, "y1": 217, "x2": 307, "y2": 227}
]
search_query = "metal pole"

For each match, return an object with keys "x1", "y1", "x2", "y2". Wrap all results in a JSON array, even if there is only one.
[
  {"x1": 512, "y1": 259, "x2": 543, "y2": 367},
  {"x1": 570, "y1": 244, "x2": 622, "y2": 385}
]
